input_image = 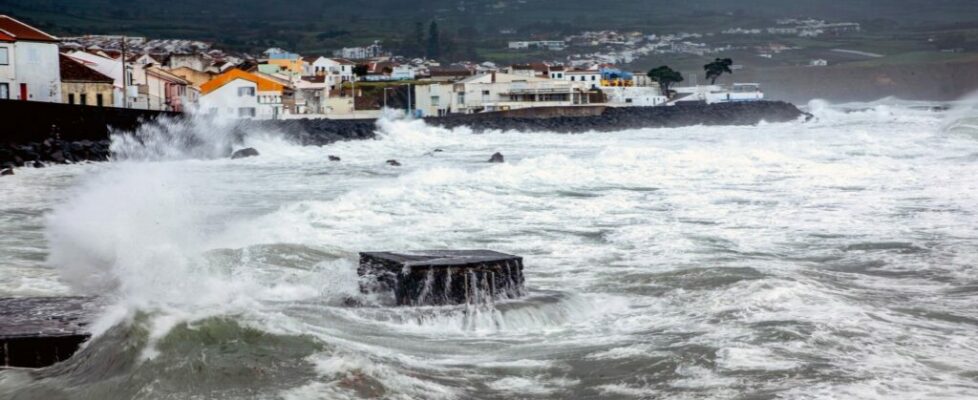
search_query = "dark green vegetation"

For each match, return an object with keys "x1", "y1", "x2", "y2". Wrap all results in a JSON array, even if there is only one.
[
  {"x1": 3, "y1": 0, "x2": 978, "y2": 101},
  {"x1": 704, "y1": 58, "x2": 734, "y2": 84},
  {"x1": 647, "y1": 66, "x2": 684, "y2": 95}
]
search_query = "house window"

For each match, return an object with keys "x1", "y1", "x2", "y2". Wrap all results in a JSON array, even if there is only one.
[
  {"x1": 68, "y1": 93, "x2": 75, "y2": 104},
  {"x1": 457, "y1": 92, "x2": 465, "y2": 105},
  {"x1": 0, "y1": 48, "x2": 8, "y2": 65},
  {"x1": 96, "y1": 94, "x2": 104, "y2": 107},
  {"x1": 0, "y1": 83, "x2": 8, "y2": 99},
  {"x1": 238, "y1": 87, "x2": 255, "y2": 97},
  {"x1": 238, "y1": 107, "x2": 256, "y2": 118},
  {"x1": 80, "y1": 94, "x2": 87, "y2": 105},
  {"x1": 431, "y1": 95, "x2": 440, "y2": 107}
]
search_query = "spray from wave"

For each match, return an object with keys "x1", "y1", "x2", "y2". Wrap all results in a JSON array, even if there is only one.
[{"x1": 43, "y1": 112, "x2": 356, "y2": 340}]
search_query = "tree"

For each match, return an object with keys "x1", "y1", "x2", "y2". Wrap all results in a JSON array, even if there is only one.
[
  {"x1": 352, "y1": 64, "x2": 369, "y2": 77},
  {"x1": 704, "y1": 58, "x2": 733, "y2": 85},
  {"x1": 426, "y1": 21, "x2": 440, "y2": 60},
  {"x1": 647, "y1": 66, "x2": 684, "y2": 97}
]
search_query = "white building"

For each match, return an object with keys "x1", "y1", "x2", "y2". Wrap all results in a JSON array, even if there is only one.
[
  {"x1": 0, "y1": 15, "x2": 62, "y2": 102},
  {"x1": 603, "y1": 86, "x2": 668, "y2": 107},
  {"x1": 507, "y1": 40, "x2": 566, "y2": 51},
  {"x1": 309, "y1": 57, "x2": 355, "y2": 90},
  {"x1": 293, "y1": 75, "x2": 328, "y2": 114},
  {"x1": 414, "y1": 71, "x2": 589, "y2": 116},
  {"x1": 199, "y1": 69, "x2": 288, "y2": 120},
  {"x1": 673, "y1": 83, "x2": 764, "y2": 104},
  {"x1": 563, "y1": 70, "x2": 602, "y2": 89}
]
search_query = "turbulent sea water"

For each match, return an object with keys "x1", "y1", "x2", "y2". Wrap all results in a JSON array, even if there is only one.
[{"x1": 1, "y1": 100, "x2": 978, "y2": 399}]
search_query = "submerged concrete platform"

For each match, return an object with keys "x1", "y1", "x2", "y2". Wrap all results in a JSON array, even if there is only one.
[
  {"x1": 358, "y1": 250, "x2": 525, "y2": 306},
  {"x1": 0, "y1": 297, "x2": 95, "y2": 368}
]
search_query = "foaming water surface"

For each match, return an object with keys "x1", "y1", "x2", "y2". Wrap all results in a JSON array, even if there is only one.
[{"x1": 2, "y1": 102, "x2": 978, "y2": 399}]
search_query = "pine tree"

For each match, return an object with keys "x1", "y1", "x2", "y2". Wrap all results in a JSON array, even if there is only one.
[{"x1": 426, "y1": 21, "x2": 441, "y2": 60}]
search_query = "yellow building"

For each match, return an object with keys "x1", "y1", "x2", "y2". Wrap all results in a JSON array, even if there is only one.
[
  {"x1": 59, "y1": 54, "x2": 114, "y2": 106},
  {"x1": 264, "y1": 52, "x2": 305, "y2": 77},
  {"x1": 168, "y1": 66, "x2": 215, "y2": 89}
]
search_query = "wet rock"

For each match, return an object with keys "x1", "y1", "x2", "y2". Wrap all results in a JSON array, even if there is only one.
[
  {"x1": 1, "y1": 168, "x2": 13, "y2": 176},
  {"x1": 433, "y1": 148, "x2": 444, "y2": 152},
  {"x1": 32, "y1": 161, "x2": 44, "y2": 168},
  {"x1": 488, "y1": 152, "x2": 505, "y2": 163},
  {"x1": 231, "y1": 147, "x2": 260, "y2": 159},
  {"x1": 329, "y1": 155, "x2": 341, "y2": 162},
  {"x1": 386, "y1": 159, "x2": 402, "y2": 166}
]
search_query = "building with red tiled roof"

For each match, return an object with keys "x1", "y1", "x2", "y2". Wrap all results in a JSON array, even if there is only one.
[
  {"x1": 0, "y1": 15, "x2": 58, "y2": 43},
  {"x1": 0, "y1": 15, "x2": 62, "y2": 102}
]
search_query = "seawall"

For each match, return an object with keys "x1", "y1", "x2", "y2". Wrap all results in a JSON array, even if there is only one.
[{"x1": 0, "y1": 100, "x2": 177, "y2": 169}]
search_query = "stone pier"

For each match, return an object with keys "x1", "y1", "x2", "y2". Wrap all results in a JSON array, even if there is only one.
[
  {"x1": 358, "y1": 250, "x2": 525, "y2": 306},
  {"x1": 0, "y1": 297, "x2": 95, "y2": 368}
]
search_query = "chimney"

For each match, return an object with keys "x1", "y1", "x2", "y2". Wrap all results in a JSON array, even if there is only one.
[{"x1": 491, "y1": 71, "x2": 496, "y2": 83}]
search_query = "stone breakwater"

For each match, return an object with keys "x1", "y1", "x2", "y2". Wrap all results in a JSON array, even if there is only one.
[
  {"x1": 250, "y1": 101, "x2": 807, "y2": 147},
  {"x1": 425, "y1": 101, "x2": 809, "y2": 132},
  {"x1": 0, "y1": 101, "x2": 806, "y2": 171},
  {"x1": 1, "y1": 139, "x2": 111, "y2": 170}
]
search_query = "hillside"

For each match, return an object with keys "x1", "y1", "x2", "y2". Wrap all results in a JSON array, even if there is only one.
[{"x1": 2, "y1": 0, "x2": 977, "y2": 55}]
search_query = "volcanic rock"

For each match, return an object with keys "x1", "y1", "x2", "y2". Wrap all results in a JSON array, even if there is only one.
[
  {"x1": 329, "y1": 155, "x2": 341, "y2": 161},
  {"x1": 488, "y1": 152, "x2": 505, "y2": 163},
  {"x1": 386, "y1": 159, "x2": 402, "y2": 166},
  {"x1": 231, "y1": 147, "x2": 260, "y2": 159}
]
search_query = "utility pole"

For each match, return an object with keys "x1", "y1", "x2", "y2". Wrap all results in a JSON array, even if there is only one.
[
  {"x1": 406, "y1": 83, "x2": 412, "y2": 117},
  {"x1": 121, "y1": 35, "x2": 128, "y2": 108}
]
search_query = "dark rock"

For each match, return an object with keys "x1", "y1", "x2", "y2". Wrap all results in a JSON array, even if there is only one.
[
  {"x1": 50, "y1": 151, "x2": 65, "y2": 163},
  {"x1": 488, "y1": 152, "x2": 505, "y2": 163},
  {"x1": 328, "y1": 155, "x2": 341, "y2": 161},
  {"x1": 386, "y1": 159, "x2": 402, "y2": 166},
  {"x1": 231, "y1": 147, "x2": 260, "y2": 159},
  {"x1": 32, "y1": 161, "x2": 44, "y2": 168},
  {"x1": 1, "y1": 168, "x2": 13, "y2": 176},
  {"x1": 358, "y1": 250, "x2": 525, "y2": 306},
  {"x1": 433, "y1": 148, "x2": 444, "y2": 152}
]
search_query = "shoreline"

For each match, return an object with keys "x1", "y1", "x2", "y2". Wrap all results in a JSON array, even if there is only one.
[{"x1": 1, "y1": 101, "x2": 807, "y2": 171}]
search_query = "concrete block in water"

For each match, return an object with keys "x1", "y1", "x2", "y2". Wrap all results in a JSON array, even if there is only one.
[
  {"x1": 358, "y1": 250, "x2": 525, "y2": 306},
  {"x1": 0, "y1": 297, "x2": 94, "y2": 368}
]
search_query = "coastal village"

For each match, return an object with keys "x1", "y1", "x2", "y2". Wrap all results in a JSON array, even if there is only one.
[{"x1": 0, "y1": 14, "x2": 768, "y2": 121}]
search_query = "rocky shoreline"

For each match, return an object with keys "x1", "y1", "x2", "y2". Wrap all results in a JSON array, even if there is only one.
[{"x1": 1, "y1": 101, "x2": 807, "y2": 173}]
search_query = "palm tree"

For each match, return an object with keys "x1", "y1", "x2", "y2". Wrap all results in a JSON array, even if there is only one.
[{"x1": 704, "y1": 58, "x2": 733, "y2": 85}]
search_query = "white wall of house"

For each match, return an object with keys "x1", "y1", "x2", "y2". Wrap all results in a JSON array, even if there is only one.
[
  {"x1": 414, "y1": 83, "x2": 454, "y2": 117},
  {"x1": 565, "y1": 72, "x2": 602, "y2": 89},
  {"x1": 673, "y1": 84, "x2": 764, "y2": 104},
  {"x1": 0, "y1": 42, "x2": 15, "y2": 99},
  {"x1": 0, "y1": 41, "x2": 61, "y2": 102},
  {"x1": 199, "y1": 78, "x2": 283, "y2": 119},
  {"x1": 604, "y1": 86, "x2": 668, "y2": 107}
]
